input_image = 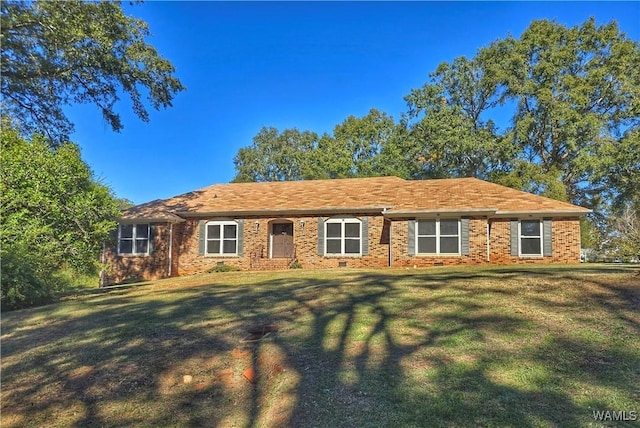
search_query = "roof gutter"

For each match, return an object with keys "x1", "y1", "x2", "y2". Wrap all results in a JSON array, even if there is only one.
[
  {"x1": 119, "y1": 217, "x2": 186, "y2": 223},
  {"x1": 493, "y1": 210, "x2": 592, "y2": 217},
  {"x1": 384, "y1": 208, "x2": 591, "y2": 218},
  {"x1": 383, "y1": 209, "x2": 498, "y2": 218},
  {"x1": 174, "y1": 206, "x2": 389, "y2": 218}
]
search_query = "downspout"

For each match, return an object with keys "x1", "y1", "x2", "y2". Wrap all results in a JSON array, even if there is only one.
[
  {"x1": 168, "y1": 223, "x2": 173, "y2": 277},
  {"x1": 382, "y1": 207, "x2": 392, "y2": 267},
  {"x1": 486, "y1": 219, "x2": 491, "y2": 263},
  {"x1": 388, "y1": 218, "x2": 393, "y2": 267}
]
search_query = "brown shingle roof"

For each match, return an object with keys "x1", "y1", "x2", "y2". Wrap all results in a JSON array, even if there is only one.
[
  {"x1": 121, "y1": 176, "x2": 590, "y2": 220},
  {"x1": 389, "y1": 177, "x2": 589, "y2": 214}
]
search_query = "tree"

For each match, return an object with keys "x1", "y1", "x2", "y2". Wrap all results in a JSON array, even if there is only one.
[
  {"x1": 1, "y1": 0, "x2": 185, "y2": 144},
  {"x1": 315, "y1": 109, "x2": 399, "y2": 178},
  {"x1": 1, "y1": 121, "x2": 120, "y2": 309},
  {"x1": 597, "y1": 127, "x2": 640, "y2": 211},
  {"x1": 233, "y1": 127, "x2": 319, "y2": 182},
  {"x1": 390, "y1": 105, "x2": 509, "y2": 180},
  {"x1": 604, "y1": 205, "x2": 640, "y2": 261},
  {"x1": 116, "y1": 197, "x2": 136, "y2": 210},
  {"x1": 398, "y1": 53, "x2": 514, "y2": 180},
  {"x1": 497, "y1": 18, "x2": 640, "y2": 207},
  {"x1": 233, "y1": 111, "x2": 401, "y2": 182}
]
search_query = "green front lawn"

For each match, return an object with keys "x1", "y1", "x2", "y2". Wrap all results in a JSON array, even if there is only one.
[{"x1": 1, "y1": 265, "x2": 638, "y2": 427}]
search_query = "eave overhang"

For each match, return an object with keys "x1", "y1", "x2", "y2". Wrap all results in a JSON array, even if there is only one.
[
  {"x1": 117, "y1": 207, "x2": 591, "y2": 222},
  {"x1": 492, "y1": 210, "x2": 592, "y2": 218},
  {"x1": 119, "y1": 215, "x2": 185, "y2": 224},
  {"x1": 383, "y1": 209, "x2": 498, "y2": 218},
  {"x1": 174, "y1": 206, "x2": 389, "y2": 218}
]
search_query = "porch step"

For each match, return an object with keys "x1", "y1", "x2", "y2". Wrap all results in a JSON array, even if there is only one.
[{"x1": 250, "y1": 259, "x2": 292, "y2": 271}]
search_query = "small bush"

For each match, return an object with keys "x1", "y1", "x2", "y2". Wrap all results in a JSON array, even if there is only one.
[
  {"x1": 207, "y1": 264, "x2": 240, "y2": 273},
  {"x1": 290, "y1": 261, "x2": 303, "y2": 269}
]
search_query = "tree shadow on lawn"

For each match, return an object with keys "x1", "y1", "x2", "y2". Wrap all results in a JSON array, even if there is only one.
[{"x1": 1, "y1": 269, "x2": 638, "y2": 427}]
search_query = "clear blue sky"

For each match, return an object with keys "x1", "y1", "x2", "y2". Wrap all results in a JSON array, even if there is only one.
[{"x1": 65, "y1": 1, "x2": 640, "y2": 205}]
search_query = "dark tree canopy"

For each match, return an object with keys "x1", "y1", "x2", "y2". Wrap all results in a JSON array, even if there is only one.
[{"x1": 1, "y1": 0, "x2": 185, "y2": 143}]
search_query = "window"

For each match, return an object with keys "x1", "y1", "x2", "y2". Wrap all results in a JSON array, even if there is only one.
[
  {"x1": 206, "y1": 221, "x2": 238, "y2": 255},
  {"x1": 416, "y1": 219, "x2": 460, "y2": 255},
  {"x1": 118, "y1": 224, "x2": 150, "y2": 255},
  {"x1": 520, "y1": 220, "x2": 542, "y2": 256},
  {"x1": 325, "y1": 218, "x2": 361, "y2": 256}
]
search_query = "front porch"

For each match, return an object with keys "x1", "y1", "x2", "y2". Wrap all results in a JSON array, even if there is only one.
[{"x1": 249, "y1": 220, "x2": 298, "y2": 270}]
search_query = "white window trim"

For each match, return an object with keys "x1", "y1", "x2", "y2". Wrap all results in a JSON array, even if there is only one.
[
  {"x1": 118, "y1": 223, "x2": 150, "y2": 256},
  {"x1": 324, "y1": 218, "x2": 362, "y2": 257},
  {"x1": 205, "y1": 220, "x2": 239, "y2": 256},
  {"x1": 415, "y1": 218, "x2": 461, "y2": 256},
  {"x1": 519, "y1": 219, "x2": 543, "y2": 257}
]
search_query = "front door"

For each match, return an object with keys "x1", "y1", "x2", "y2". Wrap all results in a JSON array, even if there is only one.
[{"x1": 271, "y1": 223, "x2": 294, "y2": 258}]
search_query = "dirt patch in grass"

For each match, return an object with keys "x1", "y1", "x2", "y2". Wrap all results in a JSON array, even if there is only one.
[{"x1": 1, "y1": 265, "x2": 639, "y2": 427}]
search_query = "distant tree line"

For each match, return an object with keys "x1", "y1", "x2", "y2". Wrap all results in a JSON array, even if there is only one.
[{"x1": 233, "y1": 18, "x2": 640, "y2": 258}]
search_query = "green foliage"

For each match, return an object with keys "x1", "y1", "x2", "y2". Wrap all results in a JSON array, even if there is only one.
[
  {"x1": 323, "y1": 109, "x2": 398, "y2": 178},
  {"x1": 495, "y1": 162, "x2": 569, "y2": 201},
  {"x1": 598, "y1": 127, "x2": 640, "y2": 212},
  {"x1": 207, "y1": 264, "x2": 241, "y2": 273},
  {"x1": 116, "y1": 197, "x2": 136, "y2": 210},
  {"x1": 498, "y1": 18, "x2": 640, "y2": 207},
  {"x1": 604, "y1": 205, "x2": 640, "y2": 259},
  {"x1": 233, "y1": 127, "x2": 319, "y2": 182},
  {"x1": 290, "y1": 261, "x2": 303, "y2": 269},
  {"x1": 399, "y1": 53, "x2": 514, "y2": 180},
  {"x1": 579, "y1": 218, "x2": 600, "y2": 250},
  {"x1": 0, "y1": 0, "x2": 185, "y2": 143},
  {"x1": 233, "y1": 109, "x2": 399, "y2": 182},
  {"x1": 0, "y1": 243, "x2": 65, "y2": 310},
  {"x1": 1, "y1": 123, "x2": 120, "y2": 309}
]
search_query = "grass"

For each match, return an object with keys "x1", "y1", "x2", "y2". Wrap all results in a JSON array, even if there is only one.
[{"x1": 1, "y1": 264, "x2": 639, "y2": 427}]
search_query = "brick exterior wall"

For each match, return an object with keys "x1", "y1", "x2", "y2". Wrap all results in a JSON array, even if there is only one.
[
  {"x1": 391, "y1": 217, "x2": 489, "y2": 268},
  {"x1": 104, "y1": 223, "x2": 173, "y2": 284},
  {"x1": 551, "y1": 218, "x2": 582, "y2": 262},
  {"x1": 391, "y1": 217, "x2": 581, "y2": 268},
  {"x1": 175, "y1": 214, "x2": 389, "y2": 277},
  {"x1": 489, "y1": 217, "x2": 581, "y2": 264},
  {"x1": 105, "y1": 215, "x2": 582, "y2": 284}
]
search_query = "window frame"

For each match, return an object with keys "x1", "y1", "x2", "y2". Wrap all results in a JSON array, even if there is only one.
[
  {"x1": 519, "y1": 219, "x2": 543, "y2": 257},
  {"x1": 205, "y1": 220, "x2": 239, "y2": 256},
  {"x1": 118, "y1": 223, "x2": 150, "y2": 256},
  {"x1": 324, "y1": 218, "x2": 362, "y2": 257},
  {"x1": 415, "y1": 218, "x2": 461, "y2": 256}
]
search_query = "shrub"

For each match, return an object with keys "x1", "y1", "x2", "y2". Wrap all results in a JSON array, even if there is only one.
[
  {"x1": 207, "y1": 264, "x2": 240, "y2": 273},
  {"x1": 1, "y1": 245, "x2": 64, "y2": 310}
]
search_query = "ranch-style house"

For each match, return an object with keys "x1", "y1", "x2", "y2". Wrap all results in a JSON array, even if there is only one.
[{"x1": 103, "y1": 176, "x2": 590, "y2": 284}]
